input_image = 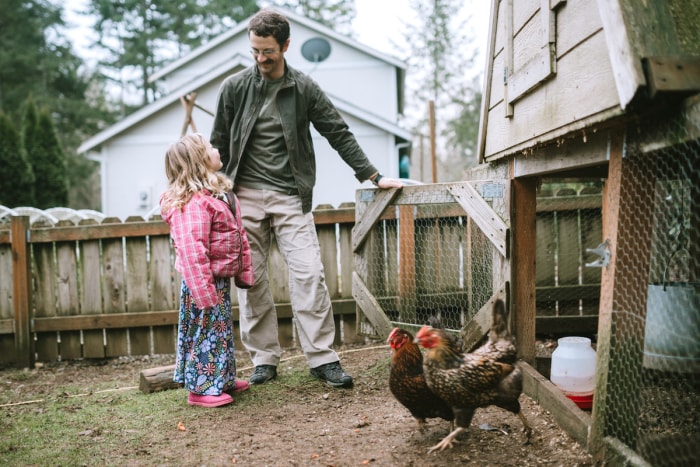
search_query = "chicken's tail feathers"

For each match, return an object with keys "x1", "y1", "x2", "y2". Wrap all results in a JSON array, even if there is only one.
[{"x1": 490, "y1": 298, "x2": 509, "y2": 340}]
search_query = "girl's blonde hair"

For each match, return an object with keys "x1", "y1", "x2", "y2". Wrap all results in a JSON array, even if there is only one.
[{"x1": 161, "y1": 133, "x2": 233, "y2": 212}]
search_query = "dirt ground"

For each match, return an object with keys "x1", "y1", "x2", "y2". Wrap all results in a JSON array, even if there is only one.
[{"x1": 1, "y1": 344, "x2": 598, "y2": 466}]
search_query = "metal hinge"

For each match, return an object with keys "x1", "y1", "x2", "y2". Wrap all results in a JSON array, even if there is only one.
[{"x1": 585, "y1": 240, "x2": 610, "y2": 268}]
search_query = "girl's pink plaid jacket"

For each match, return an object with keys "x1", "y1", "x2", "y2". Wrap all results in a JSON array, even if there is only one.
[{"x1": 161, "y1": 190, "x2": 254, "y2": 309}]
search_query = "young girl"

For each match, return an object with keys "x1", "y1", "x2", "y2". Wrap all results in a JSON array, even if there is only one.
[{"x1": 160, "y1": 133, "x2": 254, "y2": 408}]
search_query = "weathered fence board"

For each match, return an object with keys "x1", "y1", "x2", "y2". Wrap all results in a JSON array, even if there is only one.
[
  {"x1": 149, "y1": 234, "x2": 177, "y2": 354},
  {"x1": 79, "y1": 219, "x2": 105, "y2": 358},
  {"x1": 101, "y1": 218, "x2": 128, "y2": 357},
  {"x1": 33, "y1": 238, "x2": 59, "y2": 361},
  {"x1": 56, "y1": 223, "x2": 81, "y2": 360},
  {"x1": 0, "y1": 240, "x2": 13, "y2": 359},
  {"x1": 125, "y1": 218, "x2": 150, "y2": 355}
]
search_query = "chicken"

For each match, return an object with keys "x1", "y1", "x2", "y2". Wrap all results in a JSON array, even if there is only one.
[
  {"x1": 387, "y1": 327, "x2": 454, "y2": 431},
  {"x1": 414, "y1": 299, "x2": 532, "y2": 453}
]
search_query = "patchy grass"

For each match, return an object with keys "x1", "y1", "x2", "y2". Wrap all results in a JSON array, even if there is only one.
[{"x1": 0, "y1": 346, "x2": 596, "y2": 466}]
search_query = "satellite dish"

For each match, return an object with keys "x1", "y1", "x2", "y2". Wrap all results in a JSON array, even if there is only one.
[{"x1": 301, "y1": 37, "x2": 331, "y2": 63}]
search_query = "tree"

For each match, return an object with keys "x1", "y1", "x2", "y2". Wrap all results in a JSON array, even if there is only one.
[
  {"x1": 86, "y1": 0, "x2": 258, "y2": 108},
  {"x1": 23, "y1": 100, "x2": 69, "y2": 209},
  {"x1": 402, "y1": 0, "x2": 482, "y2": 182},
  {"x1": 0, "y1": 113, "x2": 35, "y2": 207},
  {"x1": 273, "y1": 0, "x2": 356, "y2": 36},
  {"x1": 1, "y1": 0, "x2": 118, "y2": 211}
]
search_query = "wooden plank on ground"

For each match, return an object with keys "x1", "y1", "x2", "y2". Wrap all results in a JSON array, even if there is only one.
[{"x1": 139, "y1": 364, "x2": 180, "y2": 393}]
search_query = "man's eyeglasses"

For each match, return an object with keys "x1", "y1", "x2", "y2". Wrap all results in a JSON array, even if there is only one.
[{"x1": 250, "y1": 48, "x2": 278, "y2": 57}]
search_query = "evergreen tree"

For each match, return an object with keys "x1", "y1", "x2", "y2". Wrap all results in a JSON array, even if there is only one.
[
  {"x1": 0, "y1": 113, "x2": 35, "y2": 207},
  {"x1": 1, "y1": 0, "x2": 118, "y2": 211},
  {"x1": 30, "y1": 108, "x2": 69, "y2": 208},
  {"x1": 403, "y1": 0, "x2": 482, "y2": 182}
]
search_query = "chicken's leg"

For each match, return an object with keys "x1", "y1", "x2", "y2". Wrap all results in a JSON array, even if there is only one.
[{"x1": 427, "y1": 427, "x2": 465, "y2": 454}]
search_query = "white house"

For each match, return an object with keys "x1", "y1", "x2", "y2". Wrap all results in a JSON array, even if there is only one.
[{"x1": 78, "y1": 9, "x2": 410, "y2": 220}]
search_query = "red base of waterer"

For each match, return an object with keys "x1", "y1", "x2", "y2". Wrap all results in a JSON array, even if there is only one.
[{"x1": 566, "y1": 393, "x2": 593, "y2": 410}]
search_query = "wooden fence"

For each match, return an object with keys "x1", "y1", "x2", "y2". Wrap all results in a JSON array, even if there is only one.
[
  {"x1": 0, "y1": 188, "x2": 602, "y2": 368},
  {"x1": 0, "y1": 205, "x2": 359, "y2": 368}
]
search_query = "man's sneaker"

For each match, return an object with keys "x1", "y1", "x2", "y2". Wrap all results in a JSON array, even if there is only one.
[
  {"x1": 249, "y1": 365, "x2": 277, "y2": 385},
  {"x1": 310, "y1": 361, "x2": 353, "y2": 388}
]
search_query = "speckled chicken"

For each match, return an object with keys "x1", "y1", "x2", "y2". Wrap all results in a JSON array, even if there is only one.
[
  {"x1": 387, "y1": 327, "x2": 454, "y2": 431},
  {"x1": 414, "y1": 299, "x2": 532, "y2": 453}
]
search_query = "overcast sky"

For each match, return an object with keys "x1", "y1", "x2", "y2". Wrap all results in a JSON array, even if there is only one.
[{"x1": 62, "y1": 0, "x2": 492, "y2": 71}]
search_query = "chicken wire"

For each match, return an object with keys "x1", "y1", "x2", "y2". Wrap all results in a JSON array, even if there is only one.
[
  {"x1": 355, "y1": 182, "x2": 506, "y2": 336},
  {"x1": 536, "y1": 179, "x2": 604, "y2": 326},
  {"x1": 602, "y1": 114, "x2": 699, "y2": 466}
]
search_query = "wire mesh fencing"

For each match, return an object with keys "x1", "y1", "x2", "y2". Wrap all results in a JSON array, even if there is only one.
[
  {"x1": 353, "y1": 180, "x2": 508, "y2": 338},
  {"x1": 604, "y1": 111, "x2": 699, "y2": 466}
]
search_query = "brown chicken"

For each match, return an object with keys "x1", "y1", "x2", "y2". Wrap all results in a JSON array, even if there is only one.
[
  {"x1": 387, "y1": 327, "x2": 454, "y2": 431},
  {"x1": 414, "y1": 299, "x2": 532, "y2": 453}
]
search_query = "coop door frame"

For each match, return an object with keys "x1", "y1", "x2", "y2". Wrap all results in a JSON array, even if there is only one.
[{"x1": 351, "y1": 181, "x2": 510, "y2": 347}]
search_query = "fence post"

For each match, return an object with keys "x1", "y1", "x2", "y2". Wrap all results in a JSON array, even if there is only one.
[{"x1": 11, "y1": 215, "x2": 33, "y2": 368}]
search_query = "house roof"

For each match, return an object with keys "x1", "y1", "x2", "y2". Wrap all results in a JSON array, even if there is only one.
[
  {"x1": 148, "y1": 8, "x2": 406, "y2": 93},
  {"x1": 78, "y1": 63, "x2": 410, "y2": 155},
  {"x1": 79, "y1": 9, "x2": 409, "y2": 155}
]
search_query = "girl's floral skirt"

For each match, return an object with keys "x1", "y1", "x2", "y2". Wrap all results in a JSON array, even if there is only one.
[{"x1": 174, "y1": 278, "x2": 237, "y2": 395}]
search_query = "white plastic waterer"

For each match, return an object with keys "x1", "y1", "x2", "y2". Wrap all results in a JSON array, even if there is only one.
[{"x1": 550, "y1": 336, "x2": 596, "y2": 409}]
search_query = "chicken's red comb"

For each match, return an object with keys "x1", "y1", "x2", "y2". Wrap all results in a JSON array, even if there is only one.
[{"x1": 415, "y1": 325, "x2": 433, "y2": 339}]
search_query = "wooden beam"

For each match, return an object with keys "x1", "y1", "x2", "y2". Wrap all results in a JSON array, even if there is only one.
[
  {"x1": 28, "y1": 220, "x2": 169, "y2": 243},
  {"x1": 398, "y1": 205, "x2": 417, "y2": 322},
  {"x1": 511, "y1": 177, "x2": 537, "y2": 363},
  {"x1": 644, "y1": 56, "x2": 700, "y2": 97},
  {"x1": 460, "y1": 287, "x2": 507, "y2": 352},
  {"x1": 352, "y1": 271, "x2": 393, "y2": 339},
  {"x1": 523, "y1": 362, "x2": 592, "y2": 448},
  {"x1": 447, "y1": 183, "x2": 508, "y2": 257},
  {"x1": 11, "y1": 216, "x2": 33, "y2": 368},
  {"x1": 477, "y1": 0, "x2": 501, "y2": 163},
  {"x1": 352, "y1": 188, "x2": 401, "y2": 252},
  {"x1": 590, "y1": 130, "x2": 653, "y2": 453}
]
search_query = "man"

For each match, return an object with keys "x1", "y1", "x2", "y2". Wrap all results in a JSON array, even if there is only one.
[{"x1": 210, "y1": 8, "x2": 403, "y2": 388}]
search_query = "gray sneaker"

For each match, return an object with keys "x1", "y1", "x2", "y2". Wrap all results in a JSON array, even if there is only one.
[
  {"x1": 310, "y1": 361, "x2": 353, "y2": 388},
  {"x1": 249, "y1": 365, "x2": 277, "y2": 385}
]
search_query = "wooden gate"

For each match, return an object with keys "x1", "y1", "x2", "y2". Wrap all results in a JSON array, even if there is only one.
[{"x1": 351, "y1": 177, "x2": 510, "y2": 349}]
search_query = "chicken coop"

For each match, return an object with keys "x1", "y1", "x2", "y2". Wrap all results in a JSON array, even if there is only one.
[{"x1": 353, "y1": 0, "x2": 699, "y2": 465}]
